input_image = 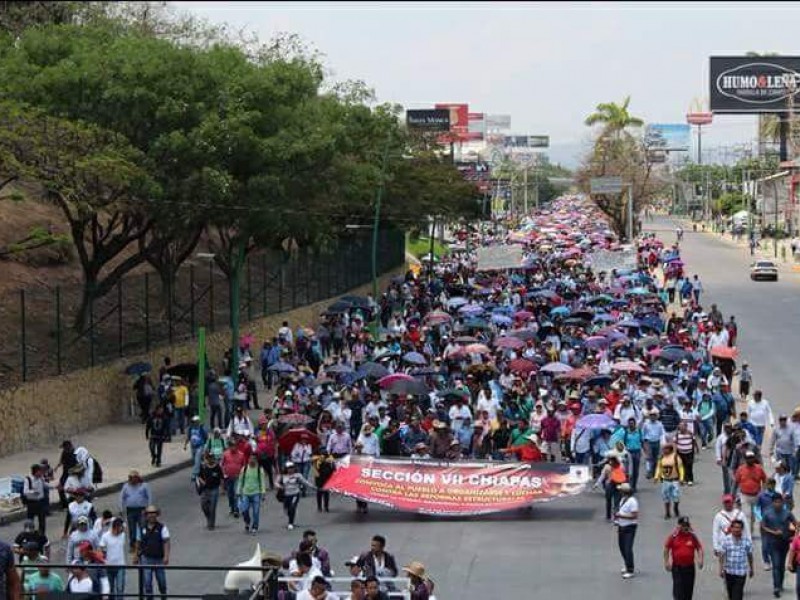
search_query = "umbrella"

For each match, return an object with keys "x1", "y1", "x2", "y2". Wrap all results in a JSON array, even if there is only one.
[
  {"x1": 571, "y1": 310, "x2": 595, "y2": 321},
  {"x1": 465, "y1": 343, "x2": 491, "y2": 354},
  {"x1": 657, "y1": 346, "x2": 690, "y2": 363},
  {"x1": 377, "y1": 373, "x2": 414, "y2": 388},
  {"x1": 556, "y1": 366, "x2": 594, "y2": 381},
  {"x1": 617, "y1": 319, "x2": 641, "y2": 328},
  {"x1": 611, "y1": 361, "x2": 646, "y2": 373},
  {"x1": 384, "y1": 378, "x2": 429, "y2": 396},
  {"x1": 356, "y1": 362, "x2": 389, "y2": 379},
  {"x1": 326, "y1": 300, "x2": 353, "y2": 314},
  {"x1": 403, "y1": 351, "x2": 428, "y2": 365},
  {"x1": 491, "y1": 314, "x2": 513, "y2": 326},
  {"x1": 425, "y1": 310, "x2": 452, "y2": 324},
  {"x1": 585, "y1": 336, "x2": 610, "y2": 349},
  {"x1": 438, "y1": 388, "x2": 471, "y2": 400},
  {"x1": 550, "y1": 306, "x2": 571, "y2": 317},
  {"x1": 583, "y1": 374, "x2": 614, "y2": 387},
  {"x1": 649, "y1": 370, "x2": 678, "y2": 381},
  {"x1": 447, "y1": 297, "x2": 468, "y2": 309},
  {"x1": 459, "y1": 304, "x2": 485, "y2": 316},
  {"x1": 575, "y1": 413, "x2": 616, "y2": 431},
  {"x1": 541, "y1": 362, "x2": 573, "y2": 374},
  {"x1": 509, "y1": 329, "x2": 538, "y2": 341},
  {"x1": 454, "y1": 335, "x2": 479, "y2": 344},
  {"x1": 463, "y1": 318, "x2": 490, "y2": 330},
  {"x1": 124, "y1": 361, "x2": 152, "y2": 376},
  {"x1": 410, "y1": 367, "x2": 439, "y2": 376},
  {"x1": 626, "y1": 287, "x2": 651, "y2": 296},
  {"x1": 710, "y1": 346, "x2": 739, "y2": 360},
  {"x1": 166, "y1": 363, "x2": 199, "y2": 381},
  {"x1": 509, "y1": 358, "x2": 537, "y2": 374},
  {"x1": 311, "y1": 376, "x2": 335, "y2": 386},
  {"x1": 635, "y1": 336, "x2": 660, "y2": 350},
  {"x1": 278, "y1": 413, "x2": 314, "y2": 426},
  {"x1": 267, "y1": 361, "x2": 296, "y2": 373},
  {"x1": 593, "y1": 313, "x2": 616, "y2": 323},
  {"x1": 494, "y1": 336, "x2": 525, "y2": 349},
  {"x1": 278, "y1": 428, "x2": 321, "y2": 453},
  {"x1": 514, "y1": 310, "x2": 534, "y2": 320},
  {"x1": 340, "y1": 295, "x2": 371, "y2": 308},
  {"x1": 326, "y1": 364, "x2": 354, "y2": 375},
  {"x1": 587, "y1": 294, "x2": 614, "y2": 305}
]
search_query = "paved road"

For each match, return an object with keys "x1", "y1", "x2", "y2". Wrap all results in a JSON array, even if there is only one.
[{"x1": 4, "y1": 215, "x2": 799, "y2": 598}]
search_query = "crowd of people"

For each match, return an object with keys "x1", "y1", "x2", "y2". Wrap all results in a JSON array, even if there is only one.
[{"x1": 2, "y1": 195, "x2": 797, "y2": 600}]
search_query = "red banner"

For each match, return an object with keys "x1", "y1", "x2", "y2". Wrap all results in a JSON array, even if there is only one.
[{"x1": 324, "y1": 456, "x2": 591, "y2": 516}]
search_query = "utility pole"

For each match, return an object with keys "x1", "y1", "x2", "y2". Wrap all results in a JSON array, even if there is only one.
[
  {"x1": 523, "y1": 167, "x2": 528, "y2": 215},
  {"x1": 626, "y1": 184, "x2": 634, "y2": 242}
]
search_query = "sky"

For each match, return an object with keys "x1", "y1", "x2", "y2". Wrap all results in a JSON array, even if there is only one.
[{"x1": 175, "y1": 1, "x2": 800, "y2": 167}]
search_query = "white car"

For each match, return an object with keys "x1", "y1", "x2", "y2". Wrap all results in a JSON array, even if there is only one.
[{"x1": 750, "y1": 260, "x2": 778, "y2": 281}]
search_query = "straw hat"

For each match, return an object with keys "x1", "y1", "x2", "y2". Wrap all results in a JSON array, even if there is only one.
[{"x1": 403, "y1": 561, "x2": 427, "y2": 580}]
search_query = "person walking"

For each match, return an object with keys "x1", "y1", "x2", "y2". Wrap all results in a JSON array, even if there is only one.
[
  {"x1": 654, "y1": 443, "x2": 684, "y2": 519},
  {"x1": 761, "y1": 494, "x2": 796, "y2": 597},
  {"x1": 735, "y1": 450, "x2": 767, "y2": 532},
  {"x1": 221, "y1": 440, "x2": 246, "y2": 519},
  {"x1": 748, "y1": 390, "x2": 775, "y2": 449},
  {"x1": 197, "y1": 452, "x2": 223, "y2": 530},
  {"x1": 786, "y1": 529, "x2": 800, "y2": 598},
  {"x1": 675, "y1": 421, "x2": 699, "y2": 486},
  {"x1": 621, "y1": 418, "x2": 644, "y2": 492},
  {"x1": 713, "y1": 494, "x2": 751, "y2": 557},
  {"x1": 664, "y1": 516, "x2": 704, "y2": 600},
  {"x1": 119, "y1": 471, "x2": 151, "y2": 552},
  {"x1": 22, "y1": 464, "x2": 48, "y2": 535},
  {"x1": 615, "y1": 483, "x2": 638, "y2": 579},
  {"x1": 278, "y1": 462, "x2": 315, "y2": 531},
  {"x1": 236, "y1": 455, "x2": 266, "y2": 535},
  {"x1": 134, "y1": 505, "x2": 170, "y2": 600},
  {"x1": 184, "y1": 416, "x2": 208, "y2": 483},
  {"x1": 718, "y1": 519, "x2": 754, "y2": 600},
  {"x1": 145, "y1": 405, "x2": 169, "y2": 467},
  {"x1": 99, "y1": 517, "x2": 127, "y2": 600},
  {"x1": 312, "y1": 451, "x2": 336, "y2": 513}
]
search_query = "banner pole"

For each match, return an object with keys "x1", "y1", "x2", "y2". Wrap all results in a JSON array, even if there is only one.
[{"x1": 197, "y1": 327, "x2": 206, "y2": 423}]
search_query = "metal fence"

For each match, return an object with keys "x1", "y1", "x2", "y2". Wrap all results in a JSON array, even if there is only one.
[{"x1": 0, "y1": 229, "x2": 405, "y2": 389}]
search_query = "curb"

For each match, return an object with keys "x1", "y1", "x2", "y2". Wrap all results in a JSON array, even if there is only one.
[{"x1": 0, "y1": 459, "x2": 193, "y2": 527}]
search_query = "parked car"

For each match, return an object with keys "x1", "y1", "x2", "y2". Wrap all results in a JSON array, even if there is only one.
[{"x1": 750, "y1": 260, "x2": 779, "y2": 281}]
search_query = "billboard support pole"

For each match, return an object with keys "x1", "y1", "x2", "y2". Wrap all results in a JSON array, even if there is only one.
[
  {"x1": 626, "y1": 184, "x2": 634, "y2": 242},
  {"x1": 780, "y1": 112, "x2": 789, "y2": 162}
]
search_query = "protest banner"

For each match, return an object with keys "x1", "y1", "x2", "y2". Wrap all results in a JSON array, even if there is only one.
[{"x1": 324, "y1": 455, "x2": 591, "y2": 516}]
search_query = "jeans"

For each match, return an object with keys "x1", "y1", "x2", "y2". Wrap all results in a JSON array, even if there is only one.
[
  {"x1": 239, "y1": 493, "x2": 262, "y2": 530},
  {"x1": 699, "y1": 417, "x2": 714, "y2": 446},
  {"x1": 258, "y1": 457, "x2": 276, "y2": 489},
  {"x1": 224, "y1": 478, "x2": 239, "y2": 514},
  {"x1": 172, "y1": 407, "x2": 185, "y2": 435},
  {"x1": 126, "y1": 507, "x2": 144, "y2": 550},
  {"x1": 671, "y1": 564, "x2": 695, "y2": 600},
  {"x1": 26, "y1": 499, "x2": 47, "y2": 535},
  {"x1": 107, "y1": 566, "x2": 126, "y2": 600},
  {"x1": 645, "y1": 441, "x2": 660, "y2": 477},
  {"x1": 574, "y1": 451, "x2": 588, "y2": 466},
  {"x1": 762, "y1": 532, "x2": 773, "y2": 565},
  {"x1": 779, "y1": 453, "x2": 796, "y2": 477},
  {"x1": 284, "y1": 493, "x2": 301, "y2": 525},
  {"x1": 190, "y1": 446, "x2": 203, "y2": 480},
  {"x1": 769, "y1": 538, "x2": 790, "y2": 592},
  {"x1": 296, "y1": 462, "x2": 311, "y2": 495},
  {"x1": 722, "y1": 466, "x2": 732, "y2": 495},
  {"x1": 678, "y1": 451, "x2": 694, "y2": 483},
  {"x1": 605, "y1": 483, "x2": 620, "y2": 520},
  {"x1": 209, "y1": 405, "x2": 223, "y2": 429},
  {"x1": 617, "y1": 525, "x2": 636, "y2": 573},
  {"x1": 200, "y1": 487, "x2": 220, "y2": 528},
  {"x1": 754, "y1": 425, "x2": 766, "y2": 447},
  {"x1": 316, "y1": 490, "x2": 330, "y2": 511},
  {"x1": 140, "y1": 555, "x2": 167, "y2": 600},
  {"x1": 149, "y1": 438, "x2": 164, "y2": 466},
  {"x1": 628, "y1": 450, "x2": 641, "y2": 491},
  {"x1": 724, "y1": 573, "x2": 746, "y2": 600}
]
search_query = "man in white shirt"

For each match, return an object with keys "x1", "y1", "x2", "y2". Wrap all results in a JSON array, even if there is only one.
[
  {"x1": 614, "y1": 483, "x2": 638, "y2": 579},
  {"x1": 476, "y1": 387, "x2": 501, "y2": 421},
  {"x1": 706, "y1": 325, "x2": 729, "y2": 351},
  {"x1": 746, "y1": 390, "x2": 774, "y2": 448},
  {"x1": 712, "y1": 494, "x2": 750, "y2": 555},
  {"x1": 355, "y1": 425, "x2": 380, "y2": 457},
  {"x1": 100, "y1": 518, "x2": 127, "y2": 598},
  {"x1": 448, "y1": 398, "x2": 472, "y2": 435},
  {"x1": 278, "y1": 321, "x2": 293, "y2": 346},
  {"x1": 296, "y1": 575, "x2": 330, "y2": 600},
  {"x1": 677, "y1": 399, "x2": 700, "y2": 436}
]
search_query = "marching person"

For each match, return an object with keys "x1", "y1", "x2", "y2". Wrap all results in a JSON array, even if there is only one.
[
  {"x1": 237, "y1": 453, "x2": 267, "y2": 535},
  {"x1": 717, "y1": 519, "x2": 753, "y2": 600},
  {"x1": 664, "y1": 516, "x2": 704, "y2": 600},
  {"x1": 277, "y1": 462, "x2": 315, "y2": 531},
  {"x1": 134, "y1": 505, "x2": 170, "y2": 600},
  {"x1": 197, "y1": 452, "x2": 223, "y2": 530},
  {"x1": 713, "y1": 494, "x2": 751, "y2": 556},
  {"x1": 614, "y1": 483, "x2": 638, "y2": 579},
  {"x1": 654, "y1": 443, "x2": 684, "y2": 520}
]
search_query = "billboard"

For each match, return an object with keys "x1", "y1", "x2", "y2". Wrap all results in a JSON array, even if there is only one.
[
  {"x1": 485, "y1": 114, "x2": 512, "y2": 129},
  {"x1": 406, "y1": 109, "x2": 450, "y2": 131},
  {"x1": 644, "y1": 123, "x2": 691, "y2": 151},
  {"x1": 710, "y1": 56, "x2": 800, "y2": 113},
  {"x1": 467, "y1": 112, "x2": 486, "y2": 141},
  {"x1": 324, "y1": 455, "x2": 590, "y2": 516},
  {"x1": 435, "y1": 103, "x2": 469, "y2": 142},
  {"x1": 503, "y1": 135, "x2": 549, "y2": 148}
]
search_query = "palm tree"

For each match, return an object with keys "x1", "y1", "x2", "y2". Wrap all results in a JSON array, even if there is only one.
[{"x1": 584, "y1": 96, "x2": 644, "y2": 139}]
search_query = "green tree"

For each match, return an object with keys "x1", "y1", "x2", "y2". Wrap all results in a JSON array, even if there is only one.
[{"x1": 584, "y1": 96, "x2": 645, "y2": 140}]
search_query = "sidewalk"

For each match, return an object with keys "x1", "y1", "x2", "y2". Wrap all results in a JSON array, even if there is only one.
[{"x1": 0, "y1": 422, "x2": 193, "y2": 525}]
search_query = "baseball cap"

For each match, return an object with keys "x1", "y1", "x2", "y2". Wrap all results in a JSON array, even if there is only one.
[
  {"x1": 722, "y1": 494, "x2": 735, "y2": 503},
  {"x1": 76, "y1": 516, "x2": 89, "y2": 525},
  {"x1": 745, "y1": 450, "x2": 756, "y2": 458},
  {"x1": 345, "y1": 555, "x2": 360, "y2": 566},
  {"x1": 677, "y1": 516, "x2": 691, "y2": 526}
]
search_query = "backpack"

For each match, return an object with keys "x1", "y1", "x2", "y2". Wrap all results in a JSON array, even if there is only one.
[{"x1": 91, "y1": 457, "x2": 103, "y2": 484}]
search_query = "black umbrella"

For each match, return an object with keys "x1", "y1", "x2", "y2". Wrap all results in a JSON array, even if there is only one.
[
  {"x1": 385, "y1": 378, "x2": 429, "y2": 396},
  {"x1": 410, "y1": 367, "x2": 439, "y2": 376},
  {"x1": 340, "y1": 295, "x2": 371, "y2": 308},
  {"x1": 356, "y1": 362, "x2": 389, "y2": 379},
  {"x1": 648, "y1": 370, "x2": 678, "y2": 381},
  {"x1": 166, "y1": 363, "x2": 199, "y2": 381},
  {"x1": 583, "y1": 374, "x2": 614, "y2": 388},
  {"x1": 124, "y1": 361, "x2": 152, "y2": 376},
  {"x1": 658, "y1": 346, "x2": 690, "y2": 363},
  {"x1": 326, "y1": 300, "x2": 353, "y2": 314}
]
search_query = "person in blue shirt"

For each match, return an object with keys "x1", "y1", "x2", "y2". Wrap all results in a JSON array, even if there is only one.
[
  {"x1": 184, "y1": 417, "x2": 208, "y2": 483},
  {"x1": 712, "y1": 388, "x2": 734, "y2": 437},
  {"x1": 620, "y1": 418, "x2": 644, "y2": 492},
  {"x1": 641, "y1": 412, "x2": 664, "y2": 479},
  {"x1": 738, "y1": 412, "x2": 759, "y2": 443},
  {"x1": 761, "y1": 492, "x2": 796, "y2": 596}
]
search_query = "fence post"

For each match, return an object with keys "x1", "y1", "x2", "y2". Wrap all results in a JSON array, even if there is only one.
[
  {"x1": 278, "y1": 262, "x2": 284, "y2": 312},
  {"x1": 246, "y1": 255, "x2": 253, "y2": 321},
  {"x1": 209, "y1": 261, "x2": 215, "y2": 333},
  {"x1": 305, "y1": 251, "x2": 311, "y2": 304},
  {"x1": 55, "y1": 286, "x2": 62, "y2": 375},
  {"x1": 144, "y1": 273, "x2": 150, "y2": 352},
  {"x1": 291, "y1": 253, "x2": 298, "y2": 308},
  {"x1": 117, "y1": 280, "x2": 123, "y2": 357},
  {"x1": 89, "y1": 294, "x2": 95, "y2": 368},
  {"x1": 19, "y1": 289, "x2": 27, "y2": 382},
  {"x1": 190, "y1": 265, "x2": 196, "y2": 337},
  {"x1": 167, "y1": 278, "x2": 174, "y2": 345},
  {"x1": 261, "y1": 253, "x2": 268, "y2": 315}
]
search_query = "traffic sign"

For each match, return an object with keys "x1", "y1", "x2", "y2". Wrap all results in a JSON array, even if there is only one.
[{"x1": 590, "y1": 176, "x2": 623, "y2": 194}]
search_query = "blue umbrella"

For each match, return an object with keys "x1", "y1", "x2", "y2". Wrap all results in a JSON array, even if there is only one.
[
  {"x1": 447, "y1": 297, "x2": 468, "y2": 308},
  {"x1": 124, "y1": 361, "x2": 152, "y2": 376},
  {"x1": 492, "y1": 306, "x2": 514, "y2": 315},
  {"x1": 550, "y1": 306, "x2": 570, "y2": 317},
  {"x1": 617, "y1": 319, "x2": 641, "y2": 328},
  {"x1": 593, "y1": 313, "x2": 616, "y2": 323},
  {"x1": 626, "y1": 287, "x2": 650, "y2": 296},
  {"x1": 492, "y1": 314, "x2": 513, "y2": 326},
  {"x1": 326, "y1": 364, "x2": 354, "y2": 375},
  {"x1": 459, "y1": 304, "x2": 485, "y2": 316},
  {"x1": 403, "y1": 351, "x2": 428, "y2": 365},
  {"x1": 267, "y1": 361, "x2": 296, "y2": 373},
  {"x1": 575, "y1": 413, "x2": 616, "y2": 430},
  {"x1": 463, "y1": 318, "x2": 489, "y2": 330}
]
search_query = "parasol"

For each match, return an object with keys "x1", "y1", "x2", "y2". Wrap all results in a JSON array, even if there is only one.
[{"x1": 278, "y1": 428, "x2": 320, "y2": 453}]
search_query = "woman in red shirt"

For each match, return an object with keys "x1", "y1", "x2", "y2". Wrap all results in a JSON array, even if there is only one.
[{"x1": 502, "y1": 434, "x2": 544, "y2": 462}]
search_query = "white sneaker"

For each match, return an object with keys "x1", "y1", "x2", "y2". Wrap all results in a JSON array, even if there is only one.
[
  {"x1": 622, "y1": 572, "x2": 634, "y2": 579},
  {"x1": 287, "y1": 524, "x2": 294, "y2": 530},
  {"x1": 765, "y1": 564, "x2": 772, "y2": 571}
]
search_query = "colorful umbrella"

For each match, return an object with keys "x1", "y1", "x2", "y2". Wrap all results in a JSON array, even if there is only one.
[
  {"x1": 585, "y1": 336, "x2": 610, "y2": 349},
  {"x1": 278, "y1": 428, "x2": 320, "y2": 453},
  {"x1": 514, "y1": 310, "x2": 534, "y2": 320},
  {"x1": 377, "y1": 373, "x2": 414, "y2": 388},
  {"x1": 425, "y1": 310, "x2": 452, "y2": 324},
  {"x1": 575, "y1": 413, "x2": 616, "y2": 431},
  {"x1": 278, "y1": 413, "x2": 314, "y2": 426},
  {"x1": 465, "y1": 343, "x2": 491, "y2": 355},
  {"x1": 509, "y1": 358, "x2": 537, "y2": 374},
  {"x1": 611, "y1": 361, "x2": 646, "y2": 373},
  {"x1": 494, "y1": 336, "x2": 525, "y2": 349},
  {"x1": 540, "y1": 362, "x2": 574, "y2": 374},
  {"x1": 710, "y1": 346, "x2": 739, "y2": 360}
]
